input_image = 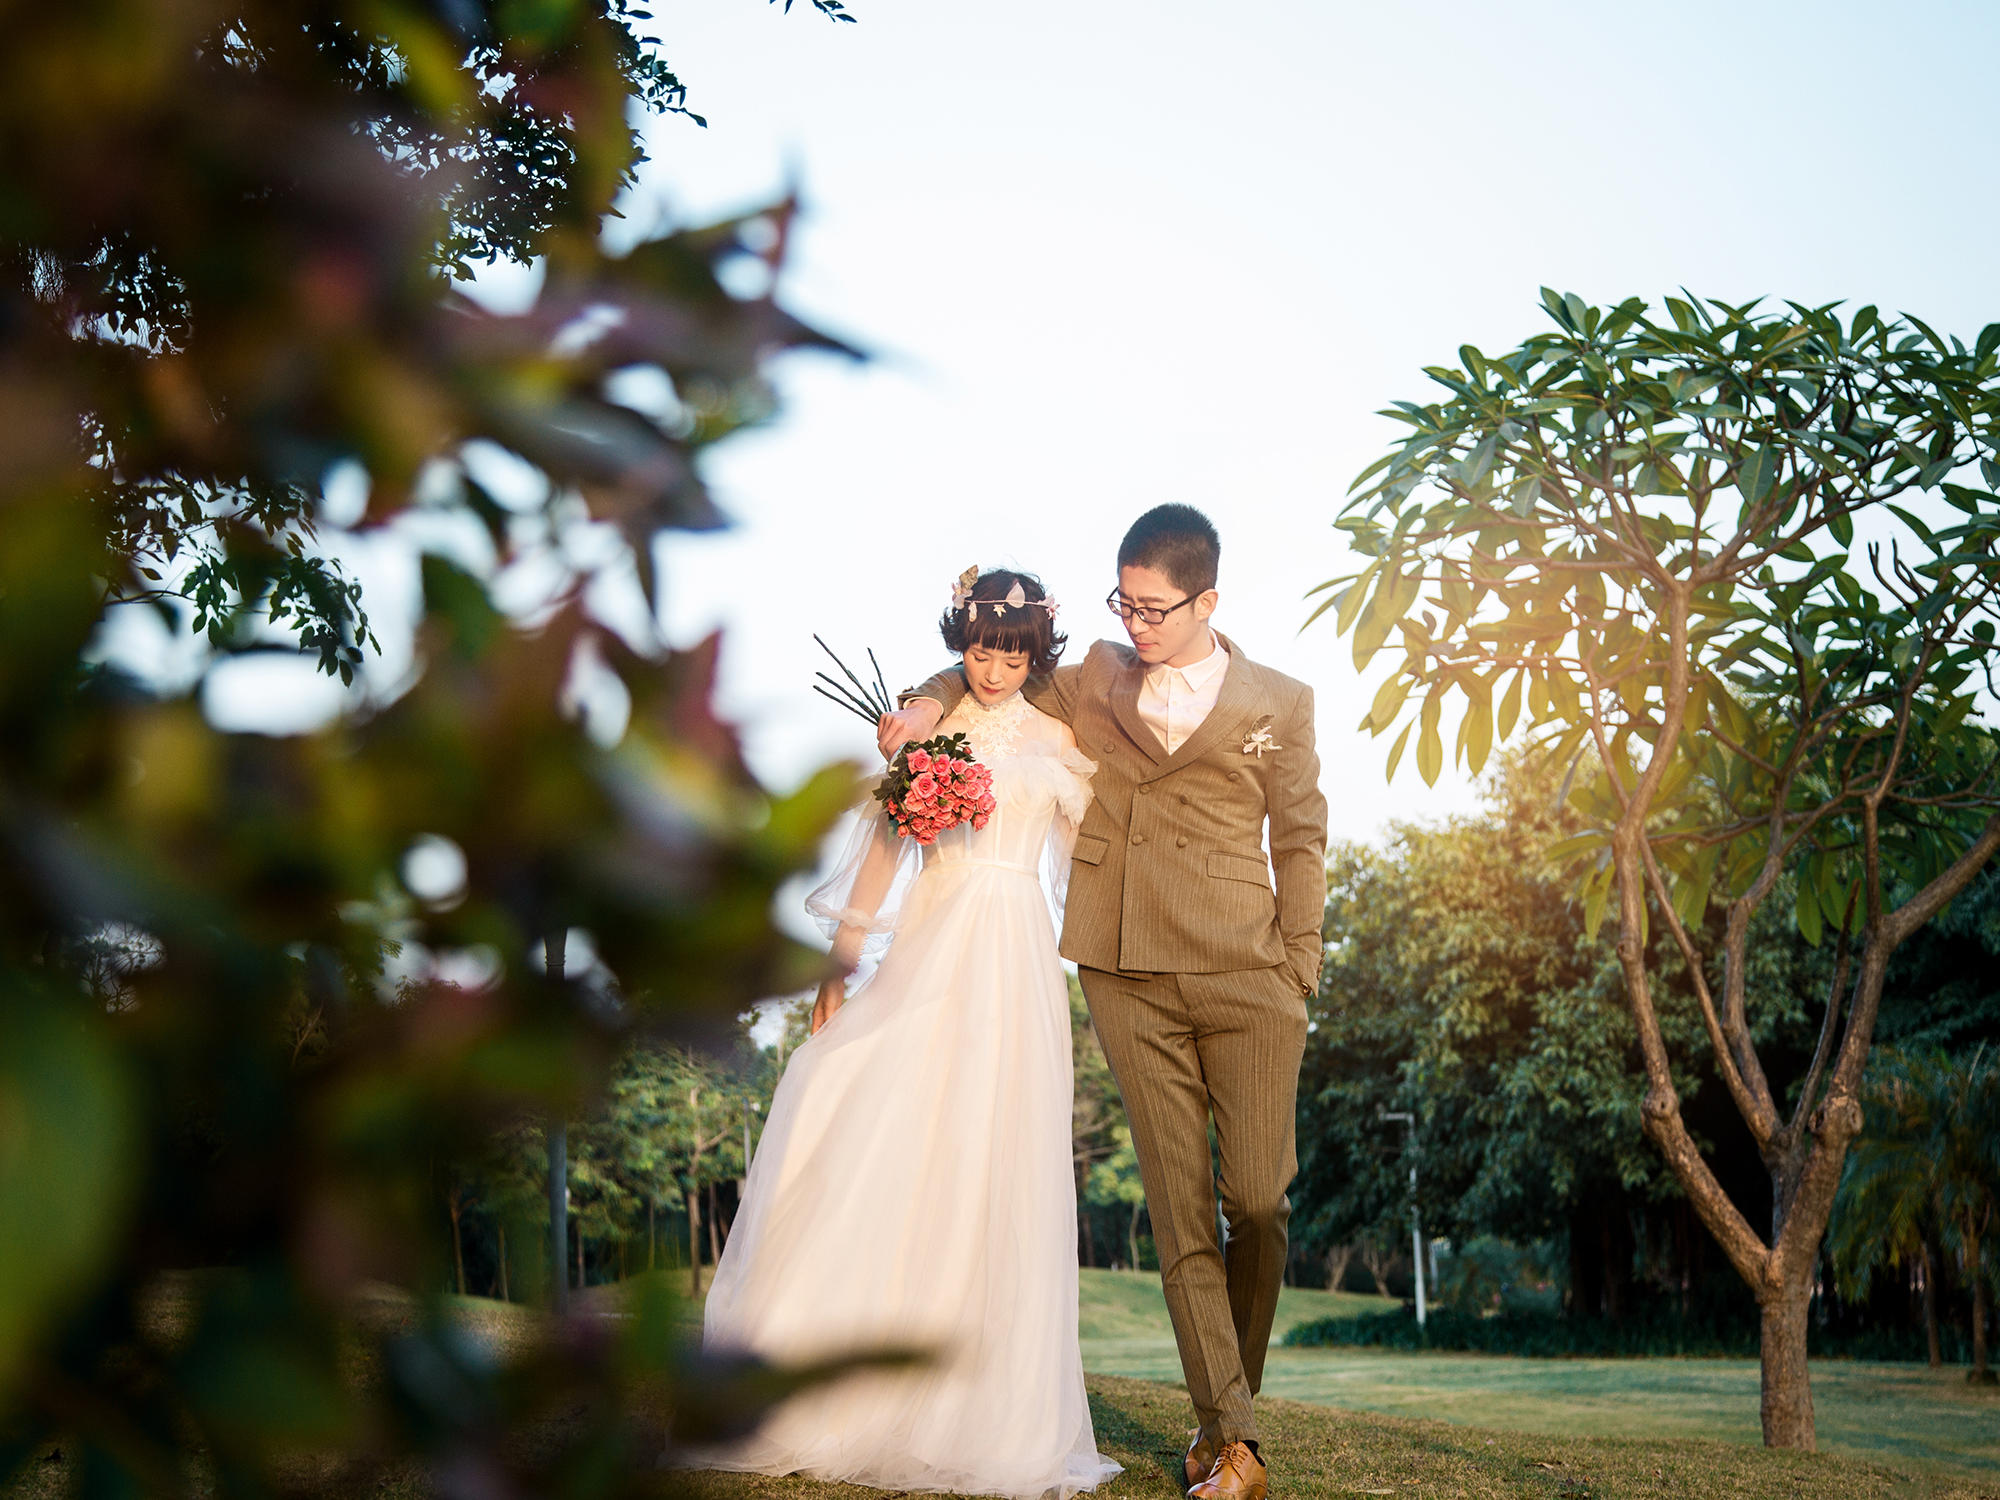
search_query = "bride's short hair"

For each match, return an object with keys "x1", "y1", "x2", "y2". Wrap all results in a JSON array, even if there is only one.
[{"x1": 939, "y1": 569, "x2": 1066, "y2": 674}]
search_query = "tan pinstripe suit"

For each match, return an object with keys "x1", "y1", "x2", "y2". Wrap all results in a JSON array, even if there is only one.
[{"x1": 910, "y1": 632, "x2": 1327, "y2": 1446}]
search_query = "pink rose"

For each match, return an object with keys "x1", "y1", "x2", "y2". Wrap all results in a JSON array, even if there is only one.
[
  {"x1": 905, "y1": 748, "x2": 932, "y2": 774},
  {"x1": 911, "y1": 772, "x2": 938, "y2": 799}
]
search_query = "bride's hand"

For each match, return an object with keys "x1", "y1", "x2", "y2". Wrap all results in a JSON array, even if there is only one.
[
  {"x1": 810, "y1": 976, "x2": 845, "y2": 1036},
  {"x1": 877, "y1": 701, "x2": 942, "y2": 761}
]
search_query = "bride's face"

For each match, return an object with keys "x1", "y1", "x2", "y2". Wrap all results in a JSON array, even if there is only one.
[{"x1": 961, "y1": 644, "x2": 1030, "y2": 704}]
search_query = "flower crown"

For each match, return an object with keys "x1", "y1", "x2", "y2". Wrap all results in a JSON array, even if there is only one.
[{"x1": 950, "y1": 564, "x2": 1060, "y2": 621}]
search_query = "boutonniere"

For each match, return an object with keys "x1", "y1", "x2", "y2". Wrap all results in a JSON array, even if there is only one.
[{"x1": 1242, "y1": 715, "x2": 1281, "y2": 758}]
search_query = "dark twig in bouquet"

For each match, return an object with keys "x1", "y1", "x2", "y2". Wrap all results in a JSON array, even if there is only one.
[{"x1": 813, "y1": 635, "x2": 895, "y2": 726}]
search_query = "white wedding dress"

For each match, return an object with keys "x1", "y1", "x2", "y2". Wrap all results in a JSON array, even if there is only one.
[{"x1": 691, "y1": 691, "x2": 1120, "y2": 1499}]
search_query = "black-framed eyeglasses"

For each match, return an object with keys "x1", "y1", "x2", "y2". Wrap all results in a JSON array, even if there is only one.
[{"x1": 1105, "y1": 589, "x2": 1198, "y2": 627}]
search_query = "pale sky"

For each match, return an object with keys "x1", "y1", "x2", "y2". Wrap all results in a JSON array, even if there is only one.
[{"x1": 168, "y1": 0, "x2": 1998, "y2": 858}]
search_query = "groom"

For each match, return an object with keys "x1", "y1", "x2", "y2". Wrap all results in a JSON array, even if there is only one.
[{"x1": 881, "y1": 505, "x2": 1325, "y2": 1500}]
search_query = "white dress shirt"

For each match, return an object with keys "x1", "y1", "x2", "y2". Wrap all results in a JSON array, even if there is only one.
[{"x1": 1136, "y1": 630, "x2": 1229, "y2": 754}]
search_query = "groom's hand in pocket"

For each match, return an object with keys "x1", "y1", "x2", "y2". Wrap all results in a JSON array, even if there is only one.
[{"x1": 877, "y1": 700, "x2": 942, "y2": 760}]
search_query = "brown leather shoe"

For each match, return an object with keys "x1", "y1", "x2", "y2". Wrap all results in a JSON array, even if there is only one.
[
  {"x1": 1183, "y1": 1428, "x2": 1218, "y2": 1489},
  {"x1": 1189, "y1": 1441, "x2": 1267, "y2": 1500}
]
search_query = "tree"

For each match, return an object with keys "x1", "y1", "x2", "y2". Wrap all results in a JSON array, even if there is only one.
[
  {"x1": 1086, "y1": 1126, "x2": 1150, "y2": 1273},
  {"x1": 1876, "y1": 868, "x2": 2000, "y2": 1052},
  {"x1": 1832, "y1": 1048, "x2": 2000, "y2": 1379},
  {"x1": 667, "y1": 1058, "x2": 744, "y2": 1298},
  {"x1": 1321, "y1": 1241, "x2": 1357, "y2": 1295},
  {"x1": 1357, "y1": 1237, "x2": 1398, "y2": 1299},
  {"x1": 4, "y1": 0, "x2": 850, "y2": 675},
  {"x1": 586, "y1": 1041, "x2": 751, "y2": 1294},
  {"x1": 0, "y1": 3, "x2": 869, "y2": 1491},
  {"x1": 1069, "y1": 976, "x2": 1127, "y2": 1268},
  {"x1": 1317, "y1": 291, "x2": 2000, "y2": 1447},
  {"x1": 1297, "y1": 753, "x2": 1823, "y2": 1322}
]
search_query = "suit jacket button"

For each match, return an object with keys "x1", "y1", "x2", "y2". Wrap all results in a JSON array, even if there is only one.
[
  {"x1": 1176, "y1": 835, "x2": 1188, "y2": 848},
  {"x1": 1130, "y1": 833, "x2": 1145, "y2": 846},
  {"x1": 1227, "y1": 771, "x2": 1241, "y2": 782},
  {"x1": 1137, "y1": 784, "x2": 1152, "y2": 795},
  {"x1": 1103, "y1": 743, "x2": 1117, "y2": 754},
  {"x1": 1178, "y1": 793, "x2": 1190, "y2": 804}
]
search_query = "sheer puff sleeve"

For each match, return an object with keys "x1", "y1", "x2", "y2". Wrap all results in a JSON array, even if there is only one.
[
  {"x1": 1043, "y1": 742, "x2": 1098, "y2": 921},
  {"x1": 804, "y1": 801, "x2": 921, "y2": 967}
]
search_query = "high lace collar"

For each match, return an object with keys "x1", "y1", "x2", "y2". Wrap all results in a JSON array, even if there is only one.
[{"x1": 952, "y1": 689, "x2": 1035, "y2": 763}]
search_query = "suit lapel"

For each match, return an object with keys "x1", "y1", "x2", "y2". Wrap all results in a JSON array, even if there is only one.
[
  {"x1": 1151, "y1": 633, "x2": 1264, "y2": 776},
  {"x1": 1108, "y1": 653, "x2": 1164, "y2": 765}
]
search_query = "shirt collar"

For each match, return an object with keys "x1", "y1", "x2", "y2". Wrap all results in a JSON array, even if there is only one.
[{"x1": 1151, "y1": 629, "x2": 1227, "y2": 689}]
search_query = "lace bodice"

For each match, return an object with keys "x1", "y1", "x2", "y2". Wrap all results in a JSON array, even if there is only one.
[
  {"x1": 807, "y1": 692, "x2": 1096, "y2": 946},
  {"x1": 929, "y1": 694, "x2": 1095, "y2": 874},
  {"x1": 946, "y1": 689, "x2": 1041, "y2": 765}
]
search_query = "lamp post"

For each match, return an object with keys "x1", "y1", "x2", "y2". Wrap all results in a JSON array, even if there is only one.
[{"x1": 1380, "y1": 1110, "x2": 1425, "y2": 1329}]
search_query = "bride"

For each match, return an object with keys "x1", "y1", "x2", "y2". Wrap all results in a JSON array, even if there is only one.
[{"x1": 689, "y1": 568, "x2": 1120, "y2": 1500}]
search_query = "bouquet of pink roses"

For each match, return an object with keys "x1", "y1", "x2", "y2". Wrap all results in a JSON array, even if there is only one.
[{"x1": 874, "y1": 731, "x2": 996, "y2": 845}]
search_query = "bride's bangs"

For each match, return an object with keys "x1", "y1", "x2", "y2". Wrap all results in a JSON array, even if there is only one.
[{"x1": 964, "y1": 609, "x2": 1043, "y2": 660}]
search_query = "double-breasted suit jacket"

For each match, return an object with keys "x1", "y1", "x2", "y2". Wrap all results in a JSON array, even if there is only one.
[{"x1": 913, "y1": 631, "x2": 1327, "y2": 992}]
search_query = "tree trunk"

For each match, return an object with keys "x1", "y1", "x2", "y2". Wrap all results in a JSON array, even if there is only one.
[
  {"x1": 498, "y1": 1225, "x2": 510, "y2": 1303},
  {"x1": 548, "y1": 1118, "x2": 568, "y2": 1313},
  {"x1": 448, "y1": 1191, "x2": 466, "y2": 1297},
  {"x1": 1361, "y1": 1240, "x2": 1395, "y2": 1298},
  {"x1": 1758, "y1": 1281, "x2": 1816, "y2": 1451},
  {"x1": 1127, "y1": 1201, "x2": 1141, "y2": 1273},
  {"x1": 1601, "y1": 1210, "x2": 1630, "y2": 1324},
  {"x1": 1326, "y1": 1242, "x2": 1356, "y2": 1294},
  {"x1": 1919, "y1": 1241, "x2": 1942, "y2": 1367},
  {"x1": 576, "y1": 1222, "x2": 585, "y2": 1290},
  {"x1": 648, "y1": 1200, "x2": 657, "y2": 1272},
  {"x1": 1673, "y1": 1204, "x2": 1692, "y2": 1320},
  {"x1": 545, "y1": 931, "x2": 569, "y2": 1315},
  {"x1": 1969, "y1": 1217, "x2": 1993, "y2": 1384},
  {"x1": 1081, "y1": 1208, "x2": 1096, "y2": 1269},
  {"x1": 708, "y1": 1180, "x2": 723, "y2": 1266},
  {"x1": 688, "y1": 1185, "x2": 705, "y2": 1298}
]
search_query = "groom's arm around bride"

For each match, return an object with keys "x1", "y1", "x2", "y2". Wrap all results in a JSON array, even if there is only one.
[{"x1": 881, "y1": 505, "x2": 1326, "y2": 1499}]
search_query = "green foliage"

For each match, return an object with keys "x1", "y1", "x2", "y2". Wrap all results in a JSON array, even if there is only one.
[
  {"x1": 0, "y1": 996, "x2": 138, "y2": 1397},
  {"x1": 1432, "y1": 1236, "x2": 1562, "y2": 1319},
  {"x1": 4, "y1": 0, "x2": 853, "y2": 676},
  {"x1": 1281, "y1": 1302, "x2": 1953, "y2": 1363},
  {"x1": 1877, "y1": 869, "x2": 2000, "y2": 1051},
  {"x1": 1318, "y1": 291, "x2": 2000, "y2": 942},
  {"x1": 1831, "y1": 1049, "x2": 2000, "y2": 1305},
  {"x1": 1315, "y1": 289, "x2": 2000, "y2": 1444},
  {"x1": 1070, "y1": 977, "x2": 1154, "y2": 1270},
  {"x1": 1294, "y1": 753, "x2": 1817, "y2": 1258},
  {"x1": 0, "y1": 2, "x2": 868, "y2": 1493}
]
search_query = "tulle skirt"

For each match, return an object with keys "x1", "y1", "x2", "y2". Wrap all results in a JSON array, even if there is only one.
[{"x1": 689, "y1": 860, "x2": 1119, "y2": 1499}]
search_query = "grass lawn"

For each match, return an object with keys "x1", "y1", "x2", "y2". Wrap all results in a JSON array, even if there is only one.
[
  {"x1": 1076, "y1": 1268, "x2": 1390, "y2": 1343},
  {"x1": 12, "y1": 1273, "x2": 1995, "y2": 1498},
  {"x1": 1073, "y1": 1270, "x2": 2000, "y2": 1490},
  {"x1": 675, "y1": 1372, "x2": 1993, "y2": 1500}
]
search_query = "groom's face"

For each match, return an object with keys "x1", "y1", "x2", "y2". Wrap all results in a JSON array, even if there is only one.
[{"x1": 1117, "y1": 564, "x2": 1217, "y2": 668}]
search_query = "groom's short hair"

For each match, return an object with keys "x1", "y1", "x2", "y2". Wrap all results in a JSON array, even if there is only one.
[{"x1": 1118, "y1": 504, "x2": 1219, "y2": 596}]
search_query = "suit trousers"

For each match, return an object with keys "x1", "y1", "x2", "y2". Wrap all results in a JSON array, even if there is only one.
[{"x1": 1078, "y1": 963, "x2": 1309, "y2": 1446}]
